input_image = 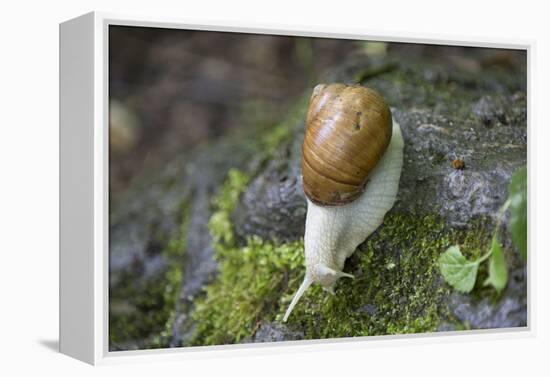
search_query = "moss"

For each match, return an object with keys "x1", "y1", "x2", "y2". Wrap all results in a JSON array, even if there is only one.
[
  {"x1": 192, "y1": 167, "x2": 494, "y2": 344},
  {"x1": 258, "y1": 94, "x2": 309, "y2": 156},
  {"x1": 191, "y1": 169, "x2": 304, "y2": 345},
  {"x1": 109, "y1": 203, "x2": 190, "y2": 350},
  {"x1": 109, "y1": 272, "x2": 172, "y2": 349},
  {"x1": 275, "y1": 214, "x2": 437, "y2": 337},
  {"x1": 282, "y1": 215, "x2": 493, "y2": 338},
  {"x1": 192, "y1": 236, "x2": 304, "y2": 345},
  {"x1": 208, "y1": 169, "x2": 251, "y2": 246}
]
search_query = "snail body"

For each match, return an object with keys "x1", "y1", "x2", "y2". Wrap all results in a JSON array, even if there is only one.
[{"x1": 283, "y1": 83, "x2": 404, "y2": 322}]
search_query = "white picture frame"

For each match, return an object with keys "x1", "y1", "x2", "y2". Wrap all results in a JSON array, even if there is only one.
[{"x1": 59, "y1": 11, "x2": 533, "y2": 365}]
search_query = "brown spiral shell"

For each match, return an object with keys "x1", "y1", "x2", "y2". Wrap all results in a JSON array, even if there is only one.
[{"x1": 302, "y1": 83, "x2": 393, "y2": 206}]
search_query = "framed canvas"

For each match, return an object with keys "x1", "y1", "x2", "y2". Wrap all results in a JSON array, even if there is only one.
[{"x1": 59, "y1": 11, "x2": 531, "y2": 365}]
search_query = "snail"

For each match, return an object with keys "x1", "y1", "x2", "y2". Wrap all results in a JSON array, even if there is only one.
[{"x1": 283, "y1": 83, "x2": 404, "y2": 322}]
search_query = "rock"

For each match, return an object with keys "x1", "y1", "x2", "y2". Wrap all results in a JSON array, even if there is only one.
[
  {"x1": 233, "y1": 54, "x2": 527, "y2": 239},
  {"x1": 231, "y1": 52, "x2": 527, "y2": 336},
  {"x1": 109, "y1": 133, "x2": 266, "y2": 350},
  {"x1": 252, "y1": 322, "x2": 304, "y2": 343},
  {"x1": 449, "y1": 267, "x2": 527, "y2": 329},
  {"x1": 108, "y1": 160, "x2": 191, "y2": 350},
  {"x1": 233, "y1": 137, "x2": 306, "y2": 242},
  {"x1": 359, "y1": 303, "x2": 379, "y2": 316},
  {"x1": 170, "y1": 140, "x2": 264, "y2": 347}
]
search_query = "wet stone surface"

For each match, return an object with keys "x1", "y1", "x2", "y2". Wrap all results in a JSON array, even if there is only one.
[
  {"x1": 249, "y1": 322, "x2": 305, "y2": 343},
  {"x1": 233, "y1": 135, "x2": 307, "y2": 243},
  {"x1": 233, "y1": 56, "x2": 527, "y2": 235}
]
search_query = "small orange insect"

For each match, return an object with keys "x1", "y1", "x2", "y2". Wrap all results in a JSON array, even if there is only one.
[{"x1": 452, "y1": 159, "x2": 466, "y2": 170}]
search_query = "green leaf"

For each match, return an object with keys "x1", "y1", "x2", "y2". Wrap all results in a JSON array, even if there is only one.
[
  {"x1": 484, "y1": 234, "x2": 508, "y2": 292},
  {"x1": 439, "y1": 245, "x2": 480, "y2": 293},
  {"x1": 508, "y1": 166, "x2": 527, "y2": 260}
]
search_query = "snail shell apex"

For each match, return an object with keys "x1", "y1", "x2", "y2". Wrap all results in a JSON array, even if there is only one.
[{"x1": 302, "y1": 83, "x2": 392, "y2": 206}]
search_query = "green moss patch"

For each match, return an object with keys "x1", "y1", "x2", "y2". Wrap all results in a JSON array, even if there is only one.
[
  {"x1": 284, "y1": 215, "x2": 452, "y2": 338},
  {"x1": 192, "y1": 235, "x2": 304, "y2": 345},
  {"x1": 191, "y1": 169, "x2": 304, "y2": 345},
  {"x1": 258, "y1": 95, "x2": 308, "y2": 157}
]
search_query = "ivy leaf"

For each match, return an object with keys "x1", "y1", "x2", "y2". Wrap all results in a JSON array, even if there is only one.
[
  {"x1": 508, "y1": 166, "x2": 527, "y2": 260},
  {"x1": 484, "y1": 234, "x2": 508, "y2": 292},
  {"x1": 439, "y1": 245, "x2": 480, "y2": 293}
]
